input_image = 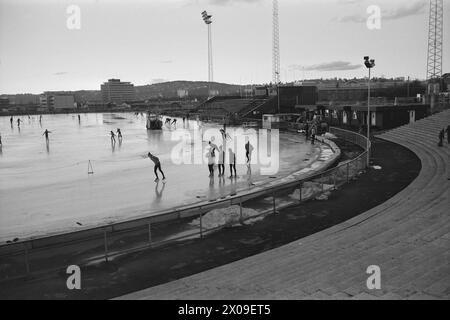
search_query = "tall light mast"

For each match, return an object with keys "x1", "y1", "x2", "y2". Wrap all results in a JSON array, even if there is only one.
[
  {"x1": 202, "y1": 11, "x2": 213, "y2": 96},
  {"x1": 272, "y1": 0, "x2": 280, "y2": 84}
]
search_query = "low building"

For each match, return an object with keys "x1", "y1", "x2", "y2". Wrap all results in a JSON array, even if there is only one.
[
  {"x1": 40, "y1": 93, "x2": 75, "y2": 111},
  {"x1": 299, "y1": 103, "x2": 430, "y2": 130}
]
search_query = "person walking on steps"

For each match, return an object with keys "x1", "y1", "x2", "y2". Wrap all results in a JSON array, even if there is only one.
[
  {"x1": 438, "y1": 128, "x2": 445, "y2": 147},
  {"x1": 445, "y1": 125, "x2": 450, "y2": 144}
]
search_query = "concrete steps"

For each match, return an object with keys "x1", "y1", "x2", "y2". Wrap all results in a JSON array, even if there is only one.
[{"x1": 117, "y1": 110, "x2": 450, "y2": 300}]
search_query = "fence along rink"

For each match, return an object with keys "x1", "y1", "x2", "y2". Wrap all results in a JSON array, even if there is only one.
[{"x1": 0, "y1": 127, "x2": 370, "y2": 281}]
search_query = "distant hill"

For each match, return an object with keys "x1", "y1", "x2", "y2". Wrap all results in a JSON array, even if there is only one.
[
  {"x1": 1, "y1": 81, "x2": 254, "y2": 103},
  {"x1": 134, "y1": 81, "x2": 245, "y2": 100}
]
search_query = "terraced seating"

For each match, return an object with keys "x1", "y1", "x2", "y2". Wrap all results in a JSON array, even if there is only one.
[
  {"x1": 196, "y1": 98, "x2": 268, "y2": 117},
  {"x1": 118, "y1": 110, "x2": 450, "y2": 300}
]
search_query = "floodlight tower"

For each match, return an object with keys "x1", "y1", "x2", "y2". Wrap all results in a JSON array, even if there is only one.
[
  {"x1": 364, "y1": 56, "x2": 375, "y2": 168},
  {"x1": 426, "y1": 0, "x2": 444, "y2": 111},
  {"x1": 202, "y1": 10, "x2": 213, "y2": 96},
  {"x1": 426, "y1": 0, "x2": 443, "y2": 81},
  {"x1": 272, "y1": 0, "x2": 280, "y2": 84}
]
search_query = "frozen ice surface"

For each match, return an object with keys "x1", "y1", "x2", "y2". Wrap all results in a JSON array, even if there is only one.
[{"x1": 0, "y1": 113, "x2": 315, "y2": 242}]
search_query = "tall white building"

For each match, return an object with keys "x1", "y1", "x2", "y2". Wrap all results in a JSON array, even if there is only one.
[{"x1": 101, "y1": 79, "x2": 135, "y2": 104}]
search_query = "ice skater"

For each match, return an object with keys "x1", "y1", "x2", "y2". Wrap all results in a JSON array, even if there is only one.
[
  {"x1": 218, "y1": 145, "x2": 225, "y2": 177},
  {"x1": 220, "y1": 128, "x2": 231, "y2": 141},
  {"x1": 206, "y1": 148, "x2": 215, "y2": 177},
  {"x1": 10, "y1": 116, "x2": 13, "y2": 127},
  {"x1": 245, "y1": 138, "x2": 253, "y2": 166},
  {"x1": 148, "y1": 152, "x2": 166, "y2": 182},
  {"x1": 42, "y1": 129, "x2": 51, "y2": 142},
  {"x1": 208, "y1": 140, "x2": 218, "y2": 156},
  {"x1": 228, "y1": 148, "x2": 237, "y2": 178},
  {"x1": 78, "y1": 114, "x2": 81, "y2": 123},
  {"x1": 17, "y1": 118, "x2": 21, "y2": 127},
  {"x1": 110, "y1": 130, "x2": 116, "y2": 144},
  {"x1": 116, "y1": 128, "x2": 123, "y2": 141},
  {"x1": 165, "y1": 118, "x2": 172, "y2": 125}
]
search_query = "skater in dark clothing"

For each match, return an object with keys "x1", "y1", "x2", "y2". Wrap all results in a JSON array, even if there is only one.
[
  {"x1": 110, "y1": 131, "x2": 116, "y2": 144},
  {"x1": 17, "y1": 118, "x2": 21, "y2": 127},
  {"x1": 228, "y1": 148, "x2": 237, "y2": 178},
  {"x1": 10, "y1": 116, "x2": 13, "y2": 127},
  {"x1": 148, "y1": 152, "x2": 166, "y2": 182},
  {"x1": 42, "y1": 129, "x2": 51, "y2": 142},
  {"x1": 218, "y1": 145, "x2": 225, "y2": 176},
  {"x1": 78, "y1": 114, "x2": 81, "y2": 123},
  {"x1": 245, "y1": 139, "x2": 253, "y2": 165}
]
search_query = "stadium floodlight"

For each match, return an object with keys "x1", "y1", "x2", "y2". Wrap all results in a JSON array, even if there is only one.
[
  {"x1": 364, "y1": 56, "x2": 375, "y2": 167},
  {"x1": 202, "y1": 11, "x2": 212, "y2": 24},
  {"x1": 201, "y1": 10, "x2": 214, "y2": 96}
]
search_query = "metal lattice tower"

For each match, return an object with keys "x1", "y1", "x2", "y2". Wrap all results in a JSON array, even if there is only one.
[
  {"x1": 272, "y1": 0, "x2": 280, "y2": 84},
  {"x1": 426, "y1": 0, "x2": 443, "y2": 81}
]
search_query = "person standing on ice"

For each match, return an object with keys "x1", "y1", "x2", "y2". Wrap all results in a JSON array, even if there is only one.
[
  {"x1": 116, "y1": 128, "x2": 123, "y2": 141},
  {"x1": 217, "y1": 145, "x2": 225, "y2": 177},
  {"x1": 42, "y1": 129, "x2": 52, "y2": 142},
  {"x1": 228, "y1": 148, "x2": 237, "y2": 178},
  {"x1": 206, "y1": 147, "x2": 216, "y2": 177},
  {"x1": 148, "y1": 152, "x2": 166, "y2": 182}
]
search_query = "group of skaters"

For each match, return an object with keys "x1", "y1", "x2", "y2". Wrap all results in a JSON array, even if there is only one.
[
  {"x1": 438, "y1": 125, "x2": 450, "y2": 147},
  {"x1": 164, "y1": 118, "x2": 177, "y2": 126},
  {"x1": 110, "y1": 128, "x2": 123, "y2": 145},
  {"x1": 9, "y1": 115, "x2": 43, "y2": 128},
  {"x1": 205, "y1": 136, "x2": 252, "y2": 179},
  {"x1": 146, "y1": 126, "x2": 253, "y2": 182}
]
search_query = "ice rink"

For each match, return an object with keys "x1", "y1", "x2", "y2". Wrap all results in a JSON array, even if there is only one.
[{"x1": 0, "y1": 113, "x2": 316, "y2": 242}]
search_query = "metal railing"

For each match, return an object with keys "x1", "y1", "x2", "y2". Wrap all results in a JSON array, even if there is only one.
[{"x1": 0, "y1": 127, "x2": 370, "y2": 281}]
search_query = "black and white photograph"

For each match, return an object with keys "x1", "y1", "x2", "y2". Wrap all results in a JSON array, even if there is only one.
[{"x1": 0, "y1": 0, "x2": 449, "y2": 304}]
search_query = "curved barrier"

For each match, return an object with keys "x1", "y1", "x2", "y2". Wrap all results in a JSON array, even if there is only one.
[{"x1": 0, "y1": 127, "x2": 370, "y2": 281}]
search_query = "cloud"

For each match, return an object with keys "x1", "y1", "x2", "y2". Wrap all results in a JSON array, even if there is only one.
[
  {"x1": 289, "y1": 61, "x2": 362, "y2": 72},
  {"x1": 150, "y1": 78, "x2": 167, "y2": 84},
  {"x1": 336, "y1": 1, "x2": 427, "y2": 23},
  {"x1": 53, "y1": 71, "x2": 68, "y2": 76},
  {"x1": 383, "y1": 1, "x2": 427, "y2": 20}
]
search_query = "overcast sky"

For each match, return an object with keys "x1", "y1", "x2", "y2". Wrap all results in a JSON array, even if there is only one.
[{"x1": 0, "y1": 0, "x2": 448, "y2": 94}]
